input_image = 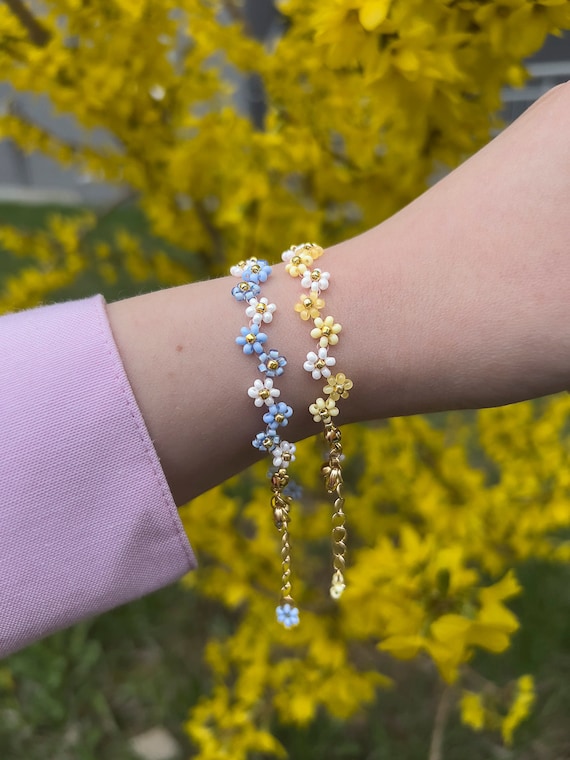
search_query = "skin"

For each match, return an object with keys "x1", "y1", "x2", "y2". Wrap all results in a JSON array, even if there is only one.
[{"x1": 107, "y1": 82, "x2": 570, "y2": 507}]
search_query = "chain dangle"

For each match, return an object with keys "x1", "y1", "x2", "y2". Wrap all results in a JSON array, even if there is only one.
[
  {"x1": 279, "y1": 506, "x2": 293, "y2": 600},
  {"x1": 321, "y1": 421, "x2": 347, "y2": 598},
  {"x1": 271, "y1": 473, "x2": 295, "y2": 597}
]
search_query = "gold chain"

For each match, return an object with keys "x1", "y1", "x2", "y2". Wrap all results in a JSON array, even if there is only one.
[
  {"x1": 271, "y1": 469, "x2": 294, "y2": 602},
  {"x1": 321, "y1": 421, "x2": 347, "y2": 598}
]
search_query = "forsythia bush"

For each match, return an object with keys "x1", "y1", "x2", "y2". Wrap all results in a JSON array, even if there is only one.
[{"x1": 1, "y1": 0, "x2": 570, "y2": 756}]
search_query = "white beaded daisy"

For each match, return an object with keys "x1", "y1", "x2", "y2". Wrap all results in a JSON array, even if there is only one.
[
  {"x1": 230, "y1": 257, "x2": 259, "y2": 278},
  {"x1": 247, "y1": 377, "x2": 280, "y2": 407},
  {"x1": 303, "y1": 347, "x2": 336, "y2": 380},
  {"x1": 272, "y1": 441, "x2": 296, "y2": 468},
  {"x1": 245, "y1": 297, "x2": 277, "y2": 325},
  {"x1": 301, "y1": 268, "x2": 330, "y2": 292}
]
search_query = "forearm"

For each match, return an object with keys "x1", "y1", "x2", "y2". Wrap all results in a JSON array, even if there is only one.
[{"x1": 107, "y1": 86, "x2": 570, "y2": 506}]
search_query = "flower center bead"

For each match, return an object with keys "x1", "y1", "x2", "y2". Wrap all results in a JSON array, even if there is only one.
[
  {"x1": 263, "y1": 436, "x2": 272, "y2": 448},
  {"x1": 291, "y1": 255, "x2": 302, "y2": 266},
  {"x1": 256, "y1": 302, "x2": 267, "y2": 312},
  {"x1": 275, "y1": 413, "x2": 285, "y2": 423},
  {"x1": 239, "y1": 282, "x2": 250, "y2": 292},
  {"x1": 251, "y1": 264, "x2": 261, "y2": 274},
  {"x1": 246, "y1": 333, "x2": 256, "y2": 343},
  {"x1": 259, "y1": 389, "x2": 270, "y2": 399},
  {"x1": 267, "y1": 359, "x2": 279, "y2": 370},
  {"x1": 321, "y1": 326, "x2": 331, "y2": 336},
  {"x1": 315, "y1": 359, "x2": 326, "y2": 369},
  {"x1": 303, "y1": 297, "x2": 313, "y2": 307},
  {"x1": 311, "y1": 269, "x2": 321, "y2": 281},
  {"x1": 283, "y1": 452, "x2": 291, "y2": 461}
]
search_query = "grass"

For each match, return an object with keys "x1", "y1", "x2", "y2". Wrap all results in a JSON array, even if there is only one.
[{"x1": 0, "y1": 203, "x2": 569, "y2": 760}]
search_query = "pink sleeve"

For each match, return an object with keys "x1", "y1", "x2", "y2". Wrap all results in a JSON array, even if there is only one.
[{"x1": 0, "y1": 295, "x2": 197, "y2": 657}]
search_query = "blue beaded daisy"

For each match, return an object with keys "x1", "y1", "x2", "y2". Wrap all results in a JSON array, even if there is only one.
[
  {"x1": 276, "y1": 603, "x2": 300, "y2": 629},
  {"x1": 252, "y1": 430, "x2": 280, "y2": 452},
  {"x1": 231, "y1": 281, "x2": 261, "y2": 302},
  {"x1": 263, "y1": 402, "x2": 293, "y2": 430},
  {"x1": 236, "y1": 324, "x2": 268, "y2": 355},
  {"x1": 243, "y1": 260, "x2": 272, "y2": 284},
  {"x1": 258, "y1": 349, "x2": 287, "y2": 378}
]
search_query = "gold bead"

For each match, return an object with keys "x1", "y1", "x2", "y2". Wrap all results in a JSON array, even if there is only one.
[
  {"x1": 321, "y1": 326, "x2": 331, "y2": 336},
  {"x1": 291, "y1": 255, "x2": 302, "y2": 265},
  {"x1": 246, "y1": 333, "x2": 256, "y2": 343},
  {"x1": 315, "y1": 359, "x2": 326, "y2": 369},
  {"x1": 251, "y1": 263, "x2": 261, "y2": 273},
  {"x1": 275, "y1": 413, "x2": 284, "y2": 423},
  {"x1": 262, "y1": 436, "x2": 272, "y2": 448},
  {"x1": 325, "y1": 426, "x2": 342, "y2": 443},
  {"x1": 303, "y1": 297, "x2": 313, "y2": 307},
  {"x1": 239, "y1": 282, "x2": 249, "y2": 291},
  {"x1": 260, "y1": 389, "x2": 270, "y2": 399},
  {"x1": 256, "y1": 302, "x2": 266, "y2": 312},
  {"x1": 267, "y1": 359, "x2": 279, "y2": 370},
  {"x1": 311, "y1": 269, "x2": 321, "y2": 280}
]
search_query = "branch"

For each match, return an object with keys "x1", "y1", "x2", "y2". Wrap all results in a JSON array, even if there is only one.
[
  {"x1": 195, "y1": 199, "x2": 225, "y2": 270},
  {"x1": 428, "y1": 685, "x2": 455, "y2": 760},
  {"x1": 3, "y1": 0, "x2": 51, "y2": 47},
  {"x1": 222, "y1": 0, "x2": 245, "y2": 25}
]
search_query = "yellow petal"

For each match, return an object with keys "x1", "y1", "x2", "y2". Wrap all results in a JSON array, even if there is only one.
[
  {"x1": 378, "y1": 634, "x2": 422, "y2": 659},
  {"x1": 359, "y1": 0, "x2": 391, "y2": 31},
  {"x1": 430, "y1": 614, "x2": 471, "y2": 643},
  {"x1": 466, "y1": 624, "x2": 511, "y2": 653},
  {"x1": 479, "y1": 570, "x2": 521, "y2": 606}
]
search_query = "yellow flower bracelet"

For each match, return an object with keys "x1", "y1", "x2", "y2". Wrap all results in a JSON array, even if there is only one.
[{"x1": 283, "y1": 242, "x2": 352, "y2": 600}]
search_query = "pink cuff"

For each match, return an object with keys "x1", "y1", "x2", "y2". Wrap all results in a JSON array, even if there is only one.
[{"x1": 0, "y1": 295, "x2": 196, "y2": 657}]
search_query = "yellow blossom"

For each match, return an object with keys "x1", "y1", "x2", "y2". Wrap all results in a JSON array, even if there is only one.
[
  {"x1": 460, "y1": 691, "x2": 485, "y2": 731},
  {"x1": 502, "y1": 675, "x2": 535, "y2": 745}
]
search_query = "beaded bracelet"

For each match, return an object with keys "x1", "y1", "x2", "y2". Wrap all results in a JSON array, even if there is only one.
[
  {"x1": 231, "y1": 257, "x2": 300, "y2": 629},
  {"x1": 283, "y1": 243, "x2": 352, "y2": 601}
]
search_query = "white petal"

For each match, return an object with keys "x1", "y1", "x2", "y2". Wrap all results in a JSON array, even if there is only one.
[
  {"x1": 312, "y1": 369, "x2": 321, "y2": 380},
  {"x1": 248, "y1": 387, "x2": 258, "y2": 398},
  {"x1": 303, "y1": 361, "x2": 314, "y2": 372}
]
